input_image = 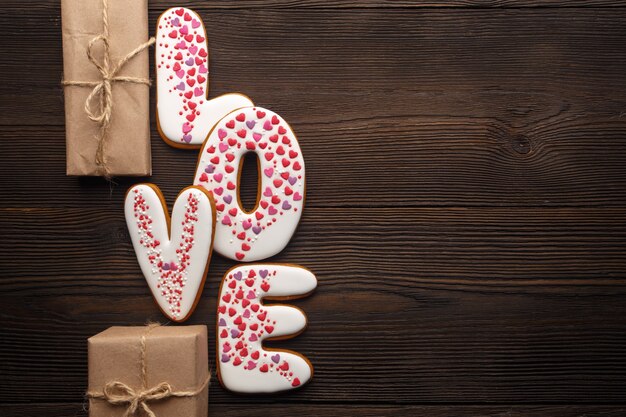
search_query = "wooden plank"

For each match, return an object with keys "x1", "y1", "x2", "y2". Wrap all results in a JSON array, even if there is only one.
[
  {"x1": 4, "y1": 0, "x2": 626, "y2": 9},
  {"x1": 4, "y1": 9, "x2": 626, "y2": 127},
  {"x1": 2, "y1": 404, "x2": 626, "y2": 417},
  {"x1": 2, "y1": 206, "x2": 625, "y2": 292},
  {"x1": 1, "y1": 207, "x2": 626, "y2": 403},
  {"x1": 2, "y1": 114, "x2": 626, "y2": 208}
]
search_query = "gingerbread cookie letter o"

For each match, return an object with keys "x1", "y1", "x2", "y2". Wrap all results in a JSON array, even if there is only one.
[
  {"x1": 194, "y1": 107, "x2": 306, "y2": 262},
  {"x1": 217, "y1": 265, "x2": 317, "y2": 393},
  {"x1": 125, "y1": 184, "x2": 216, "y2": 322},
  {"x1": 156, "y1": 7, "x2": 253, "y2": 148}
]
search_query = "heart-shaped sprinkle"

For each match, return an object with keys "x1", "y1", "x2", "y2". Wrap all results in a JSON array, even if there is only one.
[
  {"x1": 199, "y1": 64, "x2": 208, "y2": 73},
  {"x1": 223, "y1": 195, "x2": 233, "y2": 204},
  {"x1": 249, "y1": 333, "x2": 258, "y2": 342},
  {"x1": 234, "y1": 271, "x2": 242, "y2": 281},
  {"x1": 221, "y1": 354, "x2": 230, "y2": 362},
  {"x1": 171, "y1": 17, "x2": 180, "y2": 27},
  {"x1": 293, "y1": 192, "x2": 303, "y2": 201},
  {"x1": 230, "y1": 329, "x2": 240, "y2": 338},
  {"x1": 182, "y1": 123, "x2": 192, "y2": 134},
  {"x1": 185, "y1": 57, "x2": 194, "y2": 66},
  {"x1": 259, "y1": 269, "x2": 269, "y2": 278},
  {"x1": 268, "y1": 206, "x2": 278, "y2": 215},
  {"x1": 288, "y1": 176, "x2": 297, "y2": 185},
  {"x1": 242, "y1": 220, "x2": 252, "y2": 230},
  {"x1": 252, "y1": 226, "x2": 262, "y2": 235},
  {"x1": 192, "y1": 19, "x2": 201, "y2": 29},
  {"x1": 271, "y1": 354, "x2": 280, "y2": 363},
  {"x1": 194, "y1": 87, "x2": 203, "y2": 96},
  {"x1": 246, "y1": 120, "x2": 256, "y2": 129},
  {"x1": 204, "y1": 165, "x2": 215, "y2": 174},
  {"x1": 182, "y1": 134, "x2": 192, "y2": 143},
  {"x1": 189, "y1": 45, "x2": 198, "y2": 55},
  {"x1": 282, "y1": 201, "x2": 292, "y2": 210},
  {"x1": 247, "y1": 360, "x2": 256, "y2": 370},
  {"x1": 264, "y1": 168, "x2": 273, "y2": 178},
  {"x1": 218, "y1": 143, "x2": 228, "y2": 153},
  {"x1": 218, "y1": 318, "x2": 227, "y2": 326}
]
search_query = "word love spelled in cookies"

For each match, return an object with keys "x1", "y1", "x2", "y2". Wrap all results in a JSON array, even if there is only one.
[{"x1": 125, "y1": 6, "x2": 316, "y2": 394}]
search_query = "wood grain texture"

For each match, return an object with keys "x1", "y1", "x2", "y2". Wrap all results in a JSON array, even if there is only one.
[
  {"x1": 2, "y1": 8, "x2": 626, "y2": 207},
  {"x1": 1, "y1": 207, "x2": 626, "y2": 404},
  {"x1": 1, "y1": 0, "x2": 626, "y2": 415},
  {"x1": 2, "y1": 404, "x2": 626, "y2": 417}
]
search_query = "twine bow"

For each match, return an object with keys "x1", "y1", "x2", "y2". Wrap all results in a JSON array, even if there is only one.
[
  {"x1": 62, "y1": 0, "x2": 155, "y2": 175},
  {"x1": 87, "y1": 324, "x2": 210, "y2": 417}
]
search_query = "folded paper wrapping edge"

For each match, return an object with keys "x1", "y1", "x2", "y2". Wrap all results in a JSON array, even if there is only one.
[
  {"x1": 88, "y1": 326, "x2": 209, "y2": 417},
  {"x1": 62, "y1": 0, "x2": 152, "y2": 177}
]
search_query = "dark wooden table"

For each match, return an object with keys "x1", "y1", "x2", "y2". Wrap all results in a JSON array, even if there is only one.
[{"x1": 2, "y1": 1, "x2": 626, "y2": 416}]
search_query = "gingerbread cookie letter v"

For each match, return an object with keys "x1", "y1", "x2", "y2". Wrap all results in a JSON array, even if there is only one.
[
  {"x1": 155, "y1": 7, "x2": 253, "y2": 148},
  {"x1": 194, "y1": 107, "x2": 306, "y2": 262},
  {"x1": 125, "y1": 184, "x2": 216, "y2": 322},
  {"x1": 217, "y1": 264, "x2": 317, "y2": 393}
]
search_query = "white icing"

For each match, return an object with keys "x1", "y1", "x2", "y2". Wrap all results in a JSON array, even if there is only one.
[
  {"x1": 124, "y1": 184, "x2": 215, "y2": 321},
  {"x1": 155, "y1": 7, "x2": 253, "y2": 147},
  {"x1": 217, "y1": 265, "x2": 316, "y2": 393},
  {"x1": 194, "y1": 106, "x2": 306, "y2": 262}
]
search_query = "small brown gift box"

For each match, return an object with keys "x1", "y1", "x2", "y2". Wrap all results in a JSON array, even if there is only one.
[
  {"x1": 88, "y1": 326, "x2": 208, "y2": 417},
  {"x1": 61, "y1": 0, "x2": 152, "y2": 176}
]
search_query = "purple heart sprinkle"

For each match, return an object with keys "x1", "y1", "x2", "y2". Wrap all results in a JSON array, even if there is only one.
[
  {"x1": 171, "y1": 17, "x2": 181, "y2": 27},
  {"x1": 246, "y1": 120, "x2": 256, "y2": 129},
  {"x1": 233, "y1": 271, "x2": 242, "y2": 281},
  {"x1": 271, "y1": 354, "x2": 280, "y2": 363},
  {"x1": 252, "y1": 226, "x2": 262, "y2": 235},
  {"x1": 185, "y1": 57, "x2": 194, "y2": 66},
  {"x1": 176, "y1": 82, "x2": 185, "y2": 91},
  {"x1": 282, "y1": 201, "x2": 292, "y2": 210},
  {"x1": 259, "y1": 269, "x2": 268, "y2": 278},
  {"x1": 204, "y1": 165, "x2": 215, "y2": 174},
  {"x1": 221, "y1": 354, "x2": 230, "y2": 363},
  {"x1": 162, "y1": 263, "x2": 170, "y2": 271},
  {"x1": 288, "y1": 176, "x2": 297, "y2": 185},
  {"x1": 218, "y1": 318, "x2": 227, "y2": 326},
  {"x1": 182, "y1": 134, "x2": 192, "y2": 143},
  {"x1": 223, "y1": 195, "x2": 233, "y2": 204},
  {"x1": 230, "y1": 329, "x2": 240, "y2": 338}
]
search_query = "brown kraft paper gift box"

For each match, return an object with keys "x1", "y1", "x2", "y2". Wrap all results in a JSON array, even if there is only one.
[
  {"x1": 88, "y1": 326, "x2": 208, "y2": 417},
  {"x1": 61, "y1": 0, "x2": 152, "y2": 176}
]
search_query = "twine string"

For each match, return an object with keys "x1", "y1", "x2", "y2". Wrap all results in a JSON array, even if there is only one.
[
  {"x1": 87, "y1": 324, "x2": 210, "y2": 417},
  {"x1": 62, "y1": 0, "x2": 155, "y2": 174}
]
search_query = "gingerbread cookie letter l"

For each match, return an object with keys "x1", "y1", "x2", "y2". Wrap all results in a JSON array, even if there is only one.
[
  {"x1": 194, "y1": 107, "x2": 306, "y2": 262},
  {"x1": 125, "y1": 184, "x2": 216, "y2": 322},
  {"x1": 155, "y1": 7, "x2": 253, "y2": 148},
  {"x1": 217, "y1": 264, "x2": 317, "y2": 393}
]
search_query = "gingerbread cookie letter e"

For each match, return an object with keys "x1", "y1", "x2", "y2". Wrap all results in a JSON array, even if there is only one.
[
  {"x1": 217, "y1": 264, "x2": 316, "y2": 393},
  {"x1": 194, "y1": 107, "x2": 305, "y2": 262},
  {"x1": 125, "y1": 184, "x2": 216, "y2": 322},
  {"x1": 155, "y1": 7, "x2": 253, "y2": 148}
]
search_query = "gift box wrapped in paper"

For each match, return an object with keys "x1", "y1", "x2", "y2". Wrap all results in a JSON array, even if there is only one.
[
  {"x1": 61, "y1": 0, "x2": 152, "y2": 176},
  {"x1": 87, "y1": 325, "x2": 209, "y2": 417}
]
